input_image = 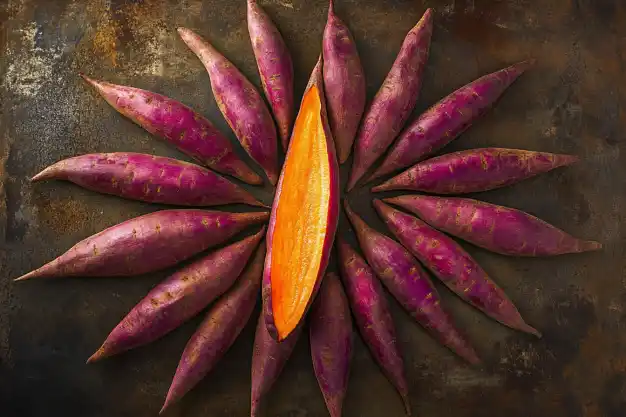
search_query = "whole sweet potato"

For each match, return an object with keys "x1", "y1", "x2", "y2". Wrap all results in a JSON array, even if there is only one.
[
  {"x1": 344, "y1": 201, "x2": 479, "y2": 364},
  {"x1": 178, "y1": 27, "x2": 279, "y2": 185},
  {"x1": 373, "y1": 148, "x2": 578, "y2": 194},
  {"x1": 374, "y1": 200, "x2": 540, "y2": 336},
  {"x1": 337, "y1": 237, "x2": 410, "y2": 414},
  {"x1": 310, "y1": 272, "x2": 353, "y2": 417},
  {"x1": 80, "y1": 75, "x2": 262, "y2": 185},
  {"x1": 369, "y1": 60, "x2": 534, "y2": 181},
  {"x1": 385, "y1": 195, "x2": 601, "y2": 256},
  {"x1": 247, "y1": 0, "x2": 294, "y2": 149},
  {"x1": 160, "y1": 243, "x2": 266, "y2": 413},
  {"x1": 88, "y1": 230, "x2": 265, "y2": 363},
  {"x1": 323, "y1": 0, "x2": 366, "y2": 163},
  {"x1": 32, "y1": 153, "x2": 266, "y2": 207},
  {"x1": 347, "y1": 8, "x2": 433, "y2": 190},
  {"x1": 15, "y1": 209, "x2": 268, "y2": 281}
]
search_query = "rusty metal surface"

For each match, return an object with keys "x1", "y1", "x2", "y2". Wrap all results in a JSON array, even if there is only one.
[{"x1": 1, "y1": 0, "x2": 625, "y2": 416}]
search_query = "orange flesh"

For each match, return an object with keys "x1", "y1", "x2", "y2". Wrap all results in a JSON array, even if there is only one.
[{"x1": 270, "y1": 85, "x2": 331, "y2": 340}]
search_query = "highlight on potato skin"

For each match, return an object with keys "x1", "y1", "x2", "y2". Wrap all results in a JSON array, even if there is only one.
[
  {"x1": 373, "y1": 200, "x2": 540, "y2": 337},
  {"x1": 79, "y1": 74, "x2": 262, "y2": 185},
  {"x1": 177, "y1": 27, "x2": 279, "y2": 185},
  {"x1": 373, "y1": 147, "x2": 579, "y2": 194},
  {"x1": 385, "y1": 195, "x2": 602, "y2": 256},
  {"x1": 263, "y1": 57, "x2": 340, "y2": 342}
]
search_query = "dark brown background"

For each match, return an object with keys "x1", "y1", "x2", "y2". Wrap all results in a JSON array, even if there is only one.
[{"x1": 1, "y1": 0, "x2": 625, "y2": 416}]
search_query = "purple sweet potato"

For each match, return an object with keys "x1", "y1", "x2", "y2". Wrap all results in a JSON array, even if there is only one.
[
  {"x1": 310, "y1": 272, "x2": 353, "y2": 417},
  {"x1": 373, "y1": 148, "x2": 578, "y2": 194},
  {"x1": 337, "y1": 237, "x2": 410, "y2": 414},
  {"x1": 32, "y1": 152, "x2": 266, "y2": 208},
  {"x1": 344, "y1": 201, "x2": 479, "y2": 364},
  {"x1": 247, "y1": 0, "x2": 294, "y2": 150},
  {"x1": 347, "y1": 8, "x2": 433, "y2": 190},
  {"x1": 160, "y1": 243, "x2": 266, "y2": 413},
  {"x1": 251, "y1": 311, "x2": 302, "y2": 417},
  {"x1": 15, "y1": 209, "x2": 268, "y2": 281},
  {"x1": 369, "y1": 60, "x2": 534, "y2": 182},
  {"x1": 178, "y1": 27, "x2": 279, "y2": 185},
  {"x1": 323, "y1": 0, "x2": 366, "y2": 163},
  {"x1": 80, "y1": 75, "x2": 262, "y2": 185},
  {"x1": 87, "y1": 230, "x2": 265, "y2": 363},
  {"x1": 385, "y1": 195, "x2": 602, "y2": 256},
  {"x1": 373, "y1": 200, "x2": 540, "y2": 336}
]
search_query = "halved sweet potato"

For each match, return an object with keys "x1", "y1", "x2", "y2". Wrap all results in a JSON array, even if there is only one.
[{"x1": 263, "y1": 57, "x2": 340, "y2": 341}]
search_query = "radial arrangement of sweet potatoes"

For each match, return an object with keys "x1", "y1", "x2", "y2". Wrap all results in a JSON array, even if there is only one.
[{"x1": 16, "y1": 1, "x2": 603, "y2": 417}]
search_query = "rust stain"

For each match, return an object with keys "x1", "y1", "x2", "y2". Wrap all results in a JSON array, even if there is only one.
[
  {"x1": 36, "y1": 197, "x2": 91, "y2": 235},
  {"x1": 92, "y1": 16, "x2": 120, "y2": 67}
]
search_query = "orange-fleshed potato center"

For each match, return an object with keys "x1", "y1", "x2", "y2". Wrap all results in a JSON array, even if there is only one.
[{"x1": 271, "y1": 85, "x2": 330, "y2": 339}]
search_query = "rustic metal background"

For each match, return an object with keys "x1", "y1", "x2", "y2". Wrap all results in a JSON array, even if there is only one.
[{"x1": 1, "y1": 0, "x2": 624, "y2": 416}]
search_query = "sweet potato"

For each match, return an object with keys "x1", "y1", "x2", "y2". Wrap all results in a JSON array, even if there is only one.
[
  {"x1": 373, "y1": 148, "x2": 578, "y2": 194},
  {"x1": 32, "y1": 152, "x2": 266, "y2": 208},
  {"x1": 80, "y1": 75, "x2": 262, "y2": 185},
  {"x1": 337, "y1": 238, "x2": 410, "y2": 414},
  {"x1": 344, "y1": 201, "x2": 479, "y2": 364},
  {"x1": 369, "y1": 60, "x2": 534, "y2": 182},
  {"x1": 247, "y1": 0, "x2": 294, "y2": 150},
  {"x1": 87, "y1": 230, "x2": 266, "y2": 363},
  {"x1": 15, "y1": 209, "x2": 268, "y2": 281},
  {"x1": 251, "y1": 312, "x2": 301, "y2": 417},
  {"x1": 373, "y1": 200, "x2": 540, "y2": 336},
  {"x1": 263, "y1": 57, "x2": 340, "y2": 341},
  {"x1": 323, "y1": 0, "x2": 366, "y2": 163},
  {"x1": 347, "y1": 8, "x2": 433, "y2": 190},
  {"x1": 385, "y1": 195, "x2": 602, "y2": 256},
  {"x1": 160, "y1": 243, "x2": 266, "y2": 413},
  {"x1": 178, "y1": 28, "x2": 279, "y2": 185},
  {"x1": 310, "y1": 272, "x2": 353, "y2": 417}
]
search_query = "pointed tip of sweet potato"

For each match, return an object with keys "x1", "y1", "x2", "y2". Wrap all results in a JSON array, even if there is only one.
[
  {"x1": 86, "y1": 346, "x2": 107, "y2": 364},
  {"x1": 31, "y1": 164, "x2": 59, "y2": 182},
  {"x1": 580, "y1": 240, "x2": 602, "y2": 252}
]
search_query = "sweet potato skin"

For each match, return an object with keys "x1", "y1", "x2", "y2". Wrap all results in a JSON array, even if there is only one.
[
  {"x1": 87, "y1": 229, "x2": 266, "y2": 363},
  {"x1": 15, "y1": 209, "x2": 268, "y2": 281},
  {"x1": 369, "y1": 60, "x2": 533, "y2": 181},
  {"x1": 323, "y1": 0, "x2": 366, "y2": 163},
  {"x1": 385, "y1": 195, "x2": 601, "y2": 256},
  {"x1": 32, "y1": 153, "x2": 266, "y2": 207},
  {"x1": 80, "y1": 75, "x2": 261, "y2": 185},
  {"x1": 310, "y1": 272, "x2": 353, "y2": 417},
  {"x1": 251, "y1": 312, "x2": 301, "y2": 417},
  {"x1": 263, "y1": 57, "x2": 340, "y2": 341},
  {"x1": 161, "y1": 243, "x2": 266, "y2": 413},
  {"x1": 344, "y1": 201, "x2": 479, "y2": 364},
  {"x1": 178, "y1": 28, "x2": 279, "y2": 185},
  {"x1": 247, "y1": 0, "x2": 294, "y2": 150},
  {"x1": 373, "y1": 148, "x2": 578, "y2": 194},
  {"x1": 347, "y1": 8, "x2": 433, "y2": 190},
  {"x1": 337, "y1": 238, "x2": 410, "y2": 414},
  {"x1": 374, "y1": 200, "x2": 540, "y2": 336}
]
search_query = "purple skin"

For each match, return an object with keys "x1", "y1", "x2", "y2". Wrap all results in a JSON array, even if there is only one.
[
  {"x1": 178, "y1": 27, "x2": 279, "y2": 185},
  {"x1": 373, "y1": 200, "x2": 540, "y2": 337},
  {"x1": 344, "y1": 201, "x2": 480, "y2": 364},
  {"x1": 247, "y1": 0, "x2": 294, "y2": 150},
  {"x1": 337, "y1": 238, "x2": 411, "y2": 414},
  {"x1": 347, "y1": 8, "x2": 433, "y2": 191},
  {"x1": 87, "y1": 230, "x2": 265, "y2": 364},
  {"x1": 15, "y1": 210, "x2": 269, "y2": 281},
  {"x1": 160, "y1": 244, "x2": 266, "y2": 413},
  {"x1": 369, "y1": 60, "x2": 534, "y2": 182},
  {"x1": 251, "y1": 312, "x2": 302, "y2": 417},
  {"x1": 385, "y1": 195, "x2": 602, "y2": 257},
  {"x1": 79, "y1": 75, "x2": 261, "y2": 185},
  {"x1": 309, "y1": 273, "x2": 354, "y2": 417},
  {"x1": 32, "y1": 153, "x2": 266, "y2": 208},
  {"x1": 373, "y1": 148, "x2": 579, "y2": 194},
  {"x1": 323, "y1": 0, "x2": 366, "y2": 163}
]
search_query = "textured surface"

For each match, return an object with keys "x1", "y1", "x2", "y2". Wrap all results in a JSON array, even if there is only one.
[{"x1": 1, "y1": 0, "x2": 625, "y2": 416}]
